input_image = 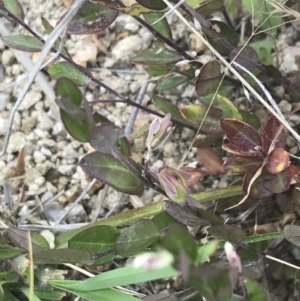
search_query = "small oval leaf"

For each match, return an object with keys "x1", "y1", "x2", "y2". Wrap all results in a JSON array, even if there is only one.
[
  {"x1": 115, "y1": 219, "x2": 160, "y2": 257},
  {"x1": 180, "y1": 104, "x2": 225, "y2": 135},
  {"x1": 2, "y1": 35, "x2": 43, "y2": 52},
  {"x1": 136, "y1": 0, "x2": 167, "y2": 10},
  {"x1": 48, "y1": 62, "x2": 91, "y2": 86},
  {"x1": 2, "y1": 0, "x2": 24, "y2": 20},
  {"x1": 79, "y1": 152, "x2": 144, "y2": 195},
  {"x1": 66, "y1": 2, "x2": 118, "y2": 35},
  {"x1": 144, "y1": 12, "x2": 171, "y2": 39},
  {"x1": 221, "y1": 118, "x2": 262, "y2": 156},
  {"x1": 224, "y1": 156, "x2": 263, "y2": 174},
  {"x1": 195, "y1": 61, "x2": 222, "y2": 96},
  {"x1": 261, "y1": 116, "x2": 286, "y2": 154},
  {"x1": 265, "y1": 148, "x2": 290, "y2": 174}
]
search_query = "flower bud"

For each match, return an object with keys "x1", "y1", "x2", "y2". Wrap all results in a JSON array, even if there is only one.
[
  {"x1": 157, "y1": 167, "x2": 187, "y2": 203},
  {"x1": 146, "y1": 113, "x2": 172, "y2": 153},
  {"x1": 224, "y1": 242, "x2": 242, "y2": 273},
  {"x1": 132, "y1": 251, "x2": 174, "y2": 270}
]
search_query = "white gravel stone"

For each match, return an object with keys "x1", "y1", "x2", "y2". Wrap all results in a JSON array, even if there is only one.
[
  {"x1": 37, "y1": 111, "x2": 54, "y2": 131},
  {"x1": 58, "y1": 165, "x2": 75, "y2": 175},
  {"x1": 2, "y1": 50, "x2": 14, "y2": 66},
  {"x1": 0, "y1": 92, "x2": 10, "y2": 110},
  {"x1": 33, "y1": 150, "x2": 46, "y2": 164},
  {"x1": 7, "y1": 132, "x2": 26, "y2": 153},
  {"x1": 112, "y1": 35, "x2": 146, "y2": 61}
]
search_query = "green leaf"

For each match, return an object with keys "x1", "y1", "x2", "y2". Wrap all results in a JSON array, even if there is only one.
[
  {"x1": 195, "y1": 240, "x2": 219, "y2": 265},
  {"x1": 284, "y1": 225, "x2": 300, "y2": 247},
  {"x1": 79, "y1": 152, "x2": 145, "y2": 195},
  {"x1": 50, "y1": 287, "x2": 141, "y2": 301},
  {"x1": 217, "y1": 95, "x2": 242, "y2": 120},
  {"x1": 136, "y1": 0, "x2": 167, "y2": 10},
  {"x1": 208, "y1": 224, "x2": 246, "y2": 244},
  {"x1": 224, "y1": 155, "x2": 263, "y2": 174},
  {"x1": 33, "y1": 248, "x2": 92, "y2": 264},
  {"x1": 19, "y1": 287, "x2": 41, "y2": 301},
  {"x1": 2, "y1": 288, "x2": 19, "y2": 301},
  {"x1": 163, "y1": 225, "x2": 197, "y2": 261},
  {"x1": 207, "y1": 21, "x2": 239, "y2": 56},
  {"x1": 2, "y1": 0, "x2": 24, "y2": 20},
  {"x1": 153, "y1": 96, "x2": 188, "y2": 124},
  {"x1": 0, "y1": 247, "x2": 25, "y2": 259},
  {"x1": 34, "y1": 289, "x2": 65, "y2": 301},
  {"x1": 250, "y1": 40, "x2": 273, "y2": 65},
  {"x1": 246, "y1": 279, "x2": 268, "y2": 301},
  {"x1": 69, "y1": 225, "x2": 120, "y2": 265},
  {"x1": 242, "y1": 0, "x2": 282, "y2": 32},
  {"x1": 50, "y1": 265, "x2": 178, "y2": 292},
  {"x1": 41, "y1": 17, "x2": 69, "y2": 57},
  {"x1": 240, "y1": 110, "x2": 261, "y2": 130},
  {"x1": 48, "y1": 62, "x2": 90, "y2": 86},
  {"x1": 67, "y1": 2, "x2": 118, "y2": 35},
  {"x1": 0, "y1": 271, "x2": 19, "y2": 285},
  {"x1": 180, "y1": 104, "x2": 225, "y2": 135},
  {"x1": 132, "y1": 47, "x2": 181, "y2": 65},
  {"x1": 55, "y1": 77, "x2": 82, "y2": 106},
  {"x1": 152, "y1": 211, "x2": 177, "y2": 231},
  {"x1": 2, "y1": 35, "x2": 43, "y2": 52},
  {"x1": 115, "y1": 219, "x2": 159, "y2": 257},
  {"x1": 55, "y1": 202, "x2": 165, "y2": 248},
  {"x1": 144, "y1": 12, "x2": 171, "y2": 39},
  {"x1": 195, "y1": 61, "x2": 222, "y2": 96},
  {"x1": 145, "y1": 65, "x2": 169, "y2": 76},
  {"x1": 156, "y1": 76, "x2": 189, "y2": 92}
]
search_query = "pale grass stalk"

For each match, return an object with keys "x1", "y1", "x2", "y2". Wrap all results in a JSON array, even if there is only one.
[{"x1": 27, "y1": 231, "x2": 34, "y2": 301}]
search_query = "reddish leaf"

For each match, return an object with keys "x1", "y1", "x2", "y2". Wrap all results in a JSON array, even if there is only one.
[
  {"x1": 261, "y1": 116, "x2": 286, "y2": 154},
  {"x1": 243, "y1": 173, "x2": 274, "y2": 199},
  {"x1": 224, "y1": 156, "x2": 263, "y2": 174},
  {"x1": 265, "y1": 168, "x2": 292, "y2": 194},
  {"x1": 265, "y1": 148, "x2": 290, "y2": 174},
  {"x1": 197, "y1": 148, "x2": 224, "y2": 173},
  {"x1": 222, "y1": 143, "x2": 257, "y2": 157},
  {"x1": 290, "y1": 164, "x2": 300, "y2": 178},
  {"x1": 230, "y1": 46, "x2": 259, "y2": 71},
  {"x1": 180, "y1": 167, "x2": 204, "y2": 187},
  {"x1": 221, "y1": 119, "x2": 262, "y2": 156},
  {"x1": 195, "y1": 61, "x2": 222, "y2": 96}
]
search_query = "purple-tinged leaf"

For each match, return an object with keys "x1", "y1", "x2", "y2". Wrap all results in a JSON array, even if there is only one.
[
  {"x1": 195, "y1": 61, "x2": 222, "y2": 96},
  {"x1": 284, "y1": 225, "x2": 300, "y2": 248},
  {"x1": 2, "y1": 0, "x2": 24, "y2": 20},
  {"x1": 115, "y1": 219, "x2": 159, "y2": 257},
  {"x1": 180, "y1": 104, "x2": 225, "y2": 135},
  {"x1": 224, "y1": 155, "x2": 263, "y2": 174},
  {"x1": 6, "y1": 227, "x2": 49, "y2": 253},
  {"x1": 243, "y1": 172, "x2": 273, "y2": 199},
  {"x1": 266, "y1": 168, "x2": 291, "y2": 194},
  {"x1": 66, "y1": 2, "x2": 118, "y2": 35},
  {"x1": 2, "y1": 35, "x2": 43, "y2": 52},
  {"x1": 132, "y1": 47, "x2": 181, "y2": 65},
  {"x1": 197, "y1": 147, "x2": 224, "y2": 174},
  {"x1": 230, "y1": 46, "x2": 259, "y2": 71},
  {"x1": 261, "y1": 116, "x2": 286, "y2": 154},
  {"x1": 222, "y1": 143, "x2": 259, "y2": 157},
  {"x1": 49, "y1": 62, "x2": 91, "y2": 86},
  {"x1": 136, "y1": 0, "x2": 167, "y2": 10},
  {"x1": 79, "y1": 152, "x2": 144, "y2": 195},
  {"x1": 221, "y1": 118, "x2": 262, "y2": 156},
  {"x1": 265, "y1": 148, "x2": 290, "y2": 174},
  {"x1": 89, "y1": 122, "x2": 130, "y2": 156}
]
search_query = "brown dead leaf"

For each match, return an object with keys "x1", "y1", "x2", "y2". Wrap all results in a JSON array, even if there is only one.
[
  {"x1": 197, "y1": 147, "x2": 224, "y2": 173},
  {"x1": 14, "y1": 147, "x2": 26, "y2": 177},
  {"x1": 180, "y1": 167, "x2": 204, "y2": 187}
]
